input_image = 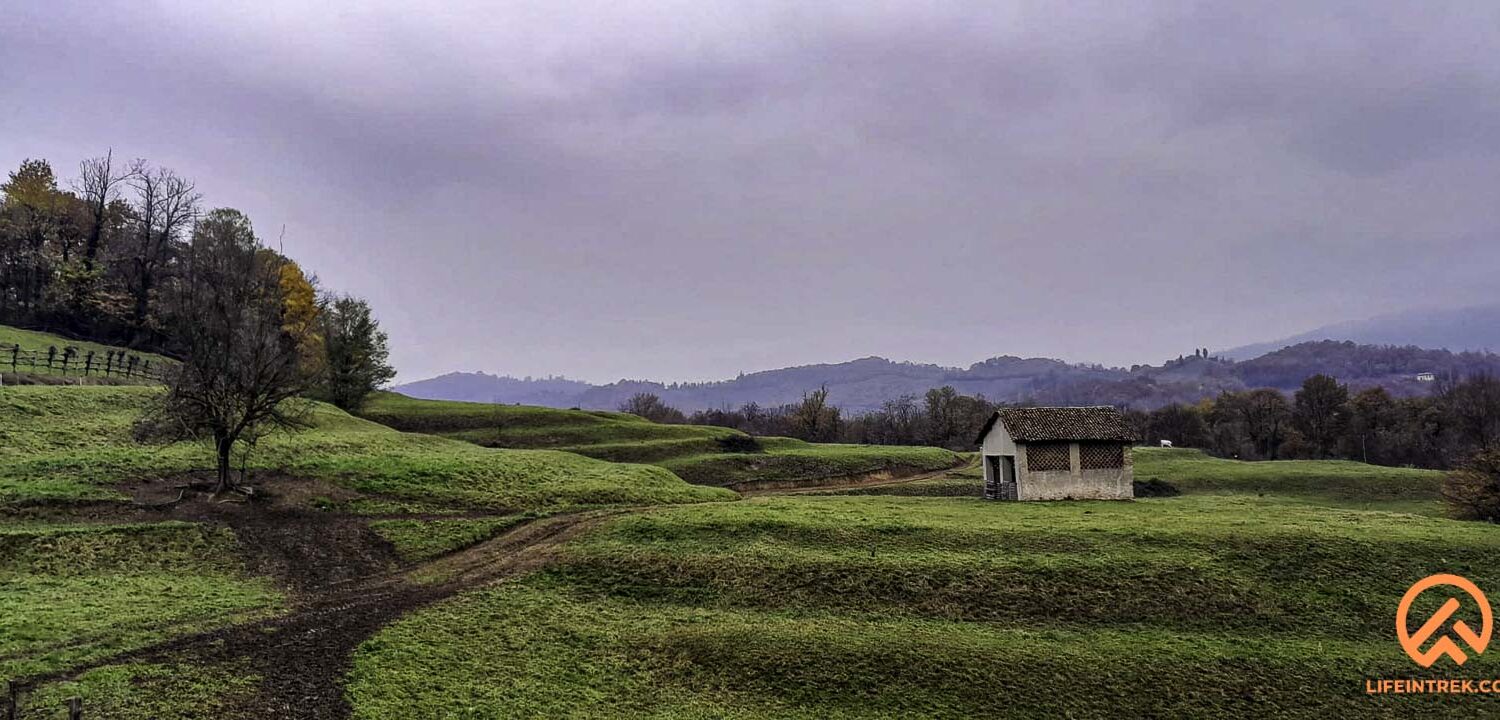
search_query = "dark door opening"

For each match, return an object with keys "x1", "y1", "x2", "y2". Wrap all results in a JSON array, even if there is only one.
[{"x1": 986, "y1": 455, "x2": 1018, "y2": 501}]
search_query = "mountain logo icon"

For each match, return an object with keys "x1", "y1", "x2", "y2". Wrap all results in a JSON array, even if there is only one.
[{"x1": 1397, "y1": 574, "x2": 1492, "y2": 668}]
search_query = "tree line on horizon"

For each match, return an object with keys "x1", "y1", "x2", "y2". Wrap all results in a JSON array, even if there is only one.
[
  {"x1": 621, "y1": 373, "x2": 1500, "y2": 471},
  {"x1": 1, "y1": 153, "x2": 396, "y2": 493},
  {"x1": 623, "y1": 373, "x2": 1500, "y2": 519}
]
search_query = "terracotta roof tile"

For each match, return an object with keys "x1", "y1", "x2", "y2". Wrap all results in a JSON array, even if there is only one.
[{"x1": 975, "y1": 406, "x2": 1136, "y2": 444}]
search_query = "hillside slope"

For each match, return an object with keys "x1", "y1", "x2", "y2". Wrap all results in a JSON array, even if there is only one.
[
  {"x1": 359, "y1": 392, "x2": 963, "y2": 489},
  {"x1": 0, "y1": 386, "x2": 732, "y2": 509},
  {"x1": 349, "y1": 493, "x2": 1499, "y2": 718},
  {"x1": 1, "y1": 324, "x2": 172, "y2": 384}
]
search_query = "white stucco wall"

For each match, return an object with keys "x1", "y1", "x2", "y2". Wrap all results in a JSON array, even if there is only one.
[
  {"x1": 1015, "y1": 443, "x2": 1134, "y2": 500},
  {"x1": 979, "y1": 420, "x2": 1018, "y2": 489}
]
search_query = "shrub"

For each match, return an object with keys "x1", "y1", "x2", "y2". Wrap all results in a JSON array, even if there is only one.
[
  {"x1": 1132, "y1": 478, "x2": 1181, "y2": 498},
  {"x1": 1443, "y1": 449, "x2": 1500, "y2": 522}
]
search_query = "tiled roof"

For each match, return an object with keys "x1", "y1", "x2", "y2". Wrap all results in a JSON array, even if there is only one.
[{"x1": 975, "y1": 406, "x2": 1137, "y2": 444}]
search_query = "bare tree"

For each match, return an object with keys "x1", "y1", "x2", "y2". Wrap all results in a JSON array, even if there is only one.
[
  {"x1": 73, "y1": 150, "x2": 133, "y2": 271},
  {"x1": 793, "y1": 385, "x2": 841, "y2": 442},
  {"x1": 1439, "y1": 374, "x2": 1500, "y2": 457},
  {"x1": 125, "y1": 162, "x2": 199, "y2": 338},
  {"x1": 619, "y1": 393, "x2": 686, "y2": 424},
  {"x1": 137, "y1": 208, "x2": 319, "y2": 495}
]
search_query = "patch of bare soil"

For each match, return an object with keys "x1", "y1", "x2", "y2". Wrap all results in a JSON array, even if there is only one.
[
  {"x1": 114, "y1": 474, "x2": 401, "y2": 591},
  {"x1": 732, "y1": 458, "x2": 973, "y2": 495},
  {"x1": 16, "y1": 511, "x2": 613, "y2": 720}
]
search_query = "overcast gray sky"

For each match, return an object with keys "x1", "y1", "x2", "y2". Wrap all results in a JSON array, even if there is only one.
[{"x1": 4, "y1": 1, "x2": 1498, "y2": 383}]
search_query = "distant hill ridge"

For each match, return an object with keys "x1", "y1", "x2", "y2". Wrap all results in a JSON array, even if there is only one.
[
  {"x1": 1223, "y1": 303, "x2": 1500, "y2": 359},
  {"x1": 396, "y1": 340, "x2": 1500, "y2": 413}
]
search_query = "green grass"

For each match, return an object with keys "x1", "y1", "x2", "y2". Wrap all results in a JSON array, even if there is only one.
[
  {"x1": 350, "y1": 495, "x2": 1500, "y2": 718},
  {"x1": 658, "y1": 441, "x2": 961, "y2": 487},
  {"x1": 0, "y1": 324, "x2": 172, "y2": 384},
  {"x1": 359, "y1": 393, "x2": 964, "y2": 488},
  {"x1": 16, "y1": 661, "x2": 258, "y2": 720},
  {"x1": 370, "y1": 516, "x2": 532, "y2": 562},
  {"x1": 0, "y1": 521, "x2": 283, "y2": 679},
  {"x1": 0, "y1": 386, "x2": 735, "y2": 509},
  {"x1": 1134, "y1": 447, "x2": 1444, "y2": 513}
]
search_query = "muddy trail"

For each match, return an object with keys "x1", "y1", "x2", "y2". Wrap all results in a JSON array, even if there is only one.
[
  {"x1": 182, "y1": 512, "x2": 605, "y2": 718},
  {"x1": 13, "y1": 504, "x2": 615, "y2": 720}
]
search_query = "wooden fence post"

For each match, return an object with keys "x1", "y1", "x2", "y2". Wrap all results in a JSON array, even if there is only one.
[{"x1": 5, "y1": 679, "x2": 26, "y2": 720}]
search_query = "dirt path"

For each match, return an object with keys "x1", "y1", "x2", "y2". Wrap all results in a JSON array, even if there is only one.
[
  {"x1": 15, "y1": 511, "x2": 616, "y2": 720},
  {"x1": 734, "y1": 457, "x2": 975, "y2": 496}
]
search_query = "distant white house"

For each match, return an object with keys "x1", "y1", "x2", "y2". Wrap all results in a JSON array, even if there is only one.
[{"x1": 1416, "y1": 372, "x2": 1436, "y2": 383}]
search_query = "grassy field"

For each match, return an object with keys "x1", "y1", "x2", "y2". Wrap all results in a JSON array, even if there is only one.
[
  {"x1": 359, "y1": 393, "x2": 963, "y2": 488},
  {"x1": 0, "y1": 324, "x2": 172, "y2": 384},
  {"x1": 0, "y1": 520, "x2": 283, "y2": 680},
  {"x1": 1133, "y1": 447, "x2": 1444, "y2": 513},
  {"x1": 0, "y1": 386, "x2": 734, "y2": 509},
  {"x1": 0, "y1": 383, "x2": 736, "y2": 717},
  {"x1": 5, "y1": 380, "x2": 1491, "y2": 718},
  {"x1": 349, "y1": 495, "x2": 1500, "y2": 718},
  {"x1": 369, "y1": 516, "x2": 534, "y2": 562}
]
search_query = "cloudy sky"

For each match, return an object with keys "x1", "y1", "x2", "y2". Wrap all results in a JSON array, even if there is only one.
[{"x1": 3, "y1": 1, "x2": 1498, "y2": 383}]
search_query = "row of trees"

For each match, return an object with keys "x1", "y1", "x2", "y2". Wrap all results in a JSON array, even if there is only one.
[
  {"x1": 621, "y1": 385, "x2": 1000, "y2": 449},
  {"x1": 2, "y1": 154, "x2": 396, "y2": 493},
  {"x1": 619, "y1": 372, "x2": 1500, "y2": 472},
  {"x1": 0, "y1": 154, "x2": 197, "y2": 347},
  {"x1": 1136, "y1": 374, "x2": 1500, "y2": 468},
  {"x1": 623, "y1": 385, "x2": 850, "y2": 443}
]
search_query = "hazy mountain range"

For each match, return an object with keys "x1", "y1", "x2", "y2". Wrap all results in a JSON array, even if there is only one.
[
  {"x1": 1221, "y1": 303, "x2": 1500, "y2": 359},
  {"x1": 395, "y1": 304, "x2": 1500, "y2": 413}
]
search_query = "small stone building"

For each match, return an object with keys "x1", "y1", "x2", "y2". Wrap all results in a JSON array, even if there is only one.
[{"x1": 975, "y1": 406, "x2": 1136, "y2": 501}]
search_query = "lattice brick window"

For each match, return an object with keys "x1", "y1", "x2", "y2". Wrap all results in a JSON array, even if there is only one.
[
  {"x1": 1026, "y1": 442, "x2": 1071, "y2": 472},
  {"x1": 1079, "y1": 442, "x2": 1124, "y2": 469}
]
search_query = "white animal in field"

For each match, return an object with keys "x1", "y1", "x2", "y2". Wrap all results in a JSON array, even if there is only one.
[{"x1": 1160, "y1": 440, "x2": 1173, "y2": 448}]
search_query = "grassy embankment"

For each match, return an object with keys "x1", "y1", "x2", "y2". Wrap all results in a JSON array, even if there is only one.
[
  {"x1": 0, "y1": 386, "x2": 732, "y2": 510},
  {"x1": 0, "y1": 382, "x2": 731, "y2": 692},
  {"x1": 0, "y1": 325, "x2": 172, "y2": 385},
  {"x1": 359, "y1": 392, "x2": 964, "y2": 488},
  {"x1": 350, "y1": 493, "x2": 1500, "y2": 718}
]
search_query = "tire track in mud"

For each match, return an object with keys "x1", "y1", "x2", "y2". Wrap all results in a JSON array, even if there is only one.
[{"x1": 15, "y1": 511, "x2": 617, "y2": 719}]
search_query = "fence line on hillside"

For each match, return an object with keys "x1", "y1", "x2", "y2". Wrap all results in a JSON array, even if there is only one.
[{"x1": 0, "y1": 341, "x2": 166, "y2": 383}]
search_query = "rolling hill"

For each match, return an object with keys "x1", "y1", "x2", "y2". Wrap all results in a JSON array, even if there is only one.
[
  {"x1": 396, "y1": 341, "x2": 1500, "y2": 413},
  {"x1": 1223, "y1": 303, "x2": 1500, "y2": 359},
  {"x1": 357, "y1": 392, "x2": 964, "y2": 489}
]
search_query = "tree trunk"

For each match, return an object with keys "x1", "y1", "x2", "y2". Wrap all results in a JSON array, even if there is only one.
[{"x1": 215, "y1": 433, "x2": 234, "y2": 494}]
